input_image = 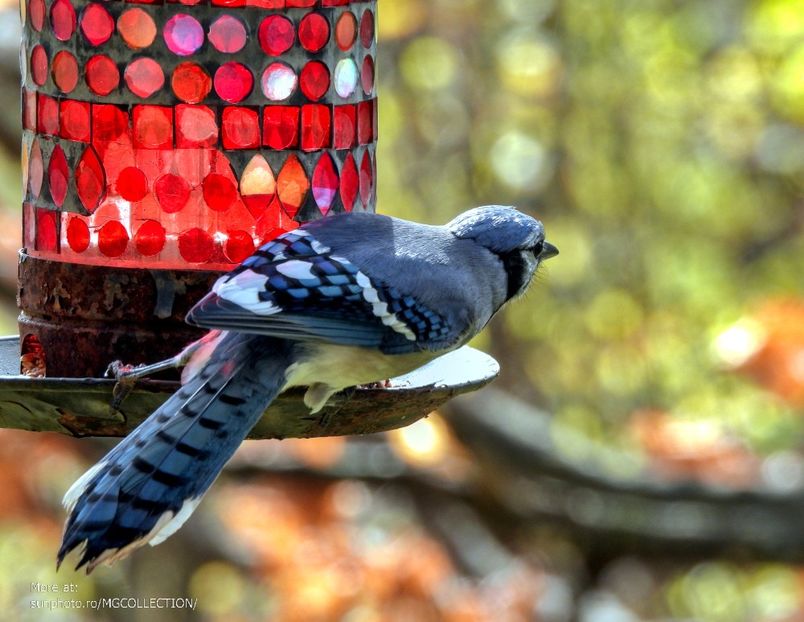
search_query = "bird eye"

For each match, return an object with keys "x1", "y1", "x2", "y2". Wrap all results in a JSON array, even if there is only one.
[{"x1": 531, "y1": 241, "x2": 544, "y2": 255}]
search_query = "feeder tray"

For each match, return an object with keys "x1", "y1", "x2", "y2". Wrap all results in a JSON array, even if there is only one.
[{"x1": 0, "y1": 336, "x2": 499, "y2": 439}]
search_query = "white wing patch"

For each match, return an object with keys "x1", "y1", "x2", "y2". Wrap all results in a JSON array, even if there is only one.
[
  {"x1": 213, "y1": 269, "x2": 281, "y2": 315},
  {"x1": 63, "y1": 461, "x2": 108, "y2": 512},
  {"x1": 149, "y1": 497, "x2": 203, "y2": 545},
  {"x1": 348, "y1": 266, "x2": 416, "y2": 341},
  {"x1": 310, "y1": 238, "x2": 331, "y2": 254},
  {"x1": 276, "y1": 260, "x2": 317, "y2": 280}
]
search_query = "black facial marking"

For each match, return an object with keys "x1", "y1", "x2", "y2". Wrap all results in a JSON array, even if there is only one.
[{"x1": 497, "y1": 250, "x2": 533, "y2": 299}]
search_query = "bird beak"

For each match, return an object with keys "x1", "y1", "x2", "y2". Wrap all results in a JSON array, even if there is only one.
[{"x1": 540, "y1": 241, "x2": 559, "y2": 260}]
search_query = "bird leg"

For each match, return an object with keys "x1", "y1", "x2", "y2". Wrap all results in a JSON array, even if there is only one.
[{"x1": 106, "y1": 338, "x2": 206, "y2": 411}]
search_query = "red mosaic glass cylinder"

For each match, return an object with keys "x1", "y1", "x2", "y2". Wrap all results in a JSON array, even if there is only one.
[{"x1": 19, "y1": 0, "x2": 378, "y2": 377}]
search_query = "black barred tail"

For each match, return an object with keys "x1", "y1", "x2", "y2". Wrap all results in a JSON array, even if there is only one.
[{"x1": 58, "y1": 333, "x2": 294, "y2": 573}]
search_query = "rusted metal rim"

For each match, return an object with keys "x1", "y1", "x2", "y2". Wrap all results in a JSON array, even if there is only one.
[
  {"x1": 0, "y1": 336, "x2": 500, "y2": 439},
  {"x1": 18, "y1": 251, "x2": 218, "y2": 378}
]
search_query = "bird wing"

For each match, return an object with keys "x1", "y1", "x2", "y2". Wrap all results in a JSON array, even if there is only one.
[{"x1": 186, "y1": 229, "x2": 455, "y2": 354}]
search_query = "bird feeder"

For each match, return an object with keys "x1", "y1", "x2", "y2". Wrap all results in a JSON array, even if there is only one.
[{"x1": 5, "y1": 0, "x2": 499, "y2": 438}]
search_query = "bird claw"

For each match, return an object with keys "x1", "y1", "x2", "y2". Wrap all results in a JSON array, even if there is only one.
[
  {"x1": 106, "y1": 361, "x2": 143, "y2": 412},
  {"x1": 106, "y1": 360, "x2": 135, "y2": 379},
  {"x1": 359, "y1": 379, "x2": 393, "y2": 389}
]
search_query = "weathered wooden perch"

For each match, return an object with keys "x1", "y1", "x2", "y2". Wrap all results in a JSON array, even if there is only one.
[{"x1": 0, "y1": 336, "x2": 499, "y2": 439}]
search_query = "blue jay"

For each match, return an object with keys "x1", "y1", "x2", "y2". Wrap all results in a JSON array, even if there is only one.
[{"x1": 57, "y1": 205, "x2": 558, "y2": 572}]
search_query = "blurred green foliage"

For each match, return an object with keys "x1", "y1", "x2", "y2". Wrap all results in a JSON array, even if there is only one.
[
  {"x1": 373, "y1": 2, "x2": 804, "y2": 617},
  {"x1": 377, "y1": 0, "x2": 804, "y2": 460}
]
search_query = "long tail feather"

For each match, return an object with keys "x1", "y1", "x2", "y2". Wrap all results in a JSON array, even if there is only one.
[{"x1": 58, "y1": 333, "x2": 294, "y2": 573}]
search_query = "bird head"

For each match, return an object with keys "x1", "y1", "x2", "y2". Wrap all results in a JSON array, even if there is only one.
[{"x1": 447, "y1": 205, "x2": 558, "y2": 299}]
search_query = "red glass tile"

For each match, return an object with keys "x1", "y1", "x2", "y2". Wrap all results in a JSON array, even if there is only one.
[
  {"x1": 339, "y1": 151, "x2": 358, "y2": 211},
  {"x1": 245, "y1": 0, "x2": 283, "y2": 6},
  {"x1": 300, "y1": 61, "x2": 330, "y2": 102},
  {"x1": 134, "y1": 220, "x2": 166, "y2": 256},
  {"x1": 80, "y1": 3, "x2": 114, "y2": 46},
  {"x1": 48, "y1": 144, "x2": 69, "y2": 207},
  {"x1": 359, "y1": 149, "x2": 372, "y2": 207},
  {"x1": 214, "y1": 62, "x2": 253, "y2": 104},
  {"x1": 322, "y1": 0, "x2": 349, "y2": 5},
  {"x1": 23, "y1": 89, "x2": 36, "y2": 131},
  {"x1": 118, "y1": 8, "x2": 157, "y2": 49},
  {"x1": 222, "y1": 107, "x2": 260, "y2": 149},
  {"x1": 202, "y1": 173, "x2": 237, "y2": 211},
  {"x1": 86, "y1": 54, "x2": 120, "y2": 96},
  {"x1": 298, "y1": 12, "x2": 329, "y2": 53},
  {"x1": 125, "y1": 58, "x2": 166, "y2": 98},
  {"x1": 30, "y1": 45, "x2": 48, "y2": 87},
  {"x1": 36, "y1": 209, "x2": 59, "y2": 252},
  {"x1": 360, "y1": 9, "x2": 374, "y2": 48},
  {"x1": 155, "y1": 173, "x2": 190, "y2": 213},
  {"x1": 60, "y1": 100, "x2": 91, "y2": 142},
  {"x1": 37, "y1": 94, "x2": 59, "y2": 136},
  {"x1": 361, "y1": 55, "x2": 374, "y2": 95},
  {"x1": 50, "y1": 0, "x2": 76, "y2": 42},
  {"x1": 258, "y1": 15, "x2": 295, "y2": 56},
  {"x1": 277, "y1": 154, "x2": 308, "y2": 218},
  {"x1": 333, "y1": 104, "x2": 356, "y2": 149},
  {"x1": 357, "y1": 99, "x2": 372, "y2": 144},
  {"x1": 334, "y1": 58, "x2": 358, "y2": 98},
  {"x1": 256, "y1": 210, "x2": 284, "y2": 245},
  {"x1": 75, "y1": 145, "x2": 105, "y2": 212},
  {"x1": 224, "y1": 229, "x2": 254, "y2": 263},
  {"x1": 29, "y1": 0, "x2": 46, "y2": 32},
  {"x1": 22, "y1": 142, "x2": 30, "y2": 201},
  {"x1": 171, "y1": 62, "x2": 211, "y2": 103},
  {"x1": 23, "y1": 202, "x2": 36, "y2": 247},
  {"x1": 133, "y1": 105, "x2": 173, "y2": 149},
  {"x1": 67, "y1": 216, "x2": 90, "y2": 252},
  {"x1": 52, "y1": 50, "x2": 78, "y2": 93},
  {"x1": 312, "y1": 153, "x2": 338, "y2": 214},
  {"x1": 263, "y1": 106, "x2": 299, "y2": 149},
  {"x1": 335, "y1": 11, "x2": 356, "y2": 51},
  {"x1": 287, "y1": 0, "x2": 316, "y2": 6},
  {"x1": 241, "y1": 196, "x2": 270, "y2": 219},
  {"x1": 164, "y1": 14, "x2": 204, "y2": 56},
  {"x1": 176, "y1": 104, "x2": 218, "y2": 147},
  {"x1": 255, "y1": 197, "x2": 289, "y2": 243},
  {"x1": 214, "y1": 0, "x2": 245, "y2": 6},
  {"x1": 301, "y1": 104, "x2": 331, "y2": 151},
  {"x1": 261, "y1": 62, "x2": 297, "y2": 101},
  {"x1": 208, "y1": 15, "x2": 247, "y2": 53},
  {"x1": 92, "y1": 104, "x2": 128, "y2": 143},
  {"x1": 179, "y1": 227, "x2": 214, "y2": 262},
  {"x1": 372, "y1": 96, "x2": 378, "y2": 140},
  {"x1": 28, "y1": 139, "x2": 44, "y2": 199},
  {"x1": 116, "y1": 166, "x2": 148, "y2": 201},
  {"x1": 98, "y1": 220, "x2": 129, "y2": 257},
  {"x1": 240, "y1": 154, "x2": 275, "y2": 217},
  {"x1": 240, "y1": 154, "x2": 274, "y2": 190}
]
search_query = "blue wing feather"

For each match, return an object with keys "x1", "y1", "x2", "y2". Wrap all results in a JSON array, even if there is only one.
[{"x1": 187, "y1": 228, "x2": 455, "y2": 353}]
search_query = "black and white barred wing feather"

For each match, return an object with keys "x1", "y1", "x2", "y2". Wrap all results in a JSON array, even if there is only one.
[{"x1": 187, "y1": 228, "x2": 457, "y2": 354}]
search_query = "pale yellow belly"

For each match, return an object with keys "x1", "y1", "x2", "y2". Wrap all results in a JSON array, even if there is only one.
[{"x1": 281, "y1": 343, "x2": 435, "y2": 412}]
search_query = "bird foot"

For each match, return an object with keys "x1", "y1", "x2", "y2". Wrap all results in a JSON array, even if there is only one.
[
  {"x1": 106, "y1": 360, "x2": 144, "y2": 411},
  {"x1": 359, "y1": 379, "x2": 393, "y2": 389}
]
